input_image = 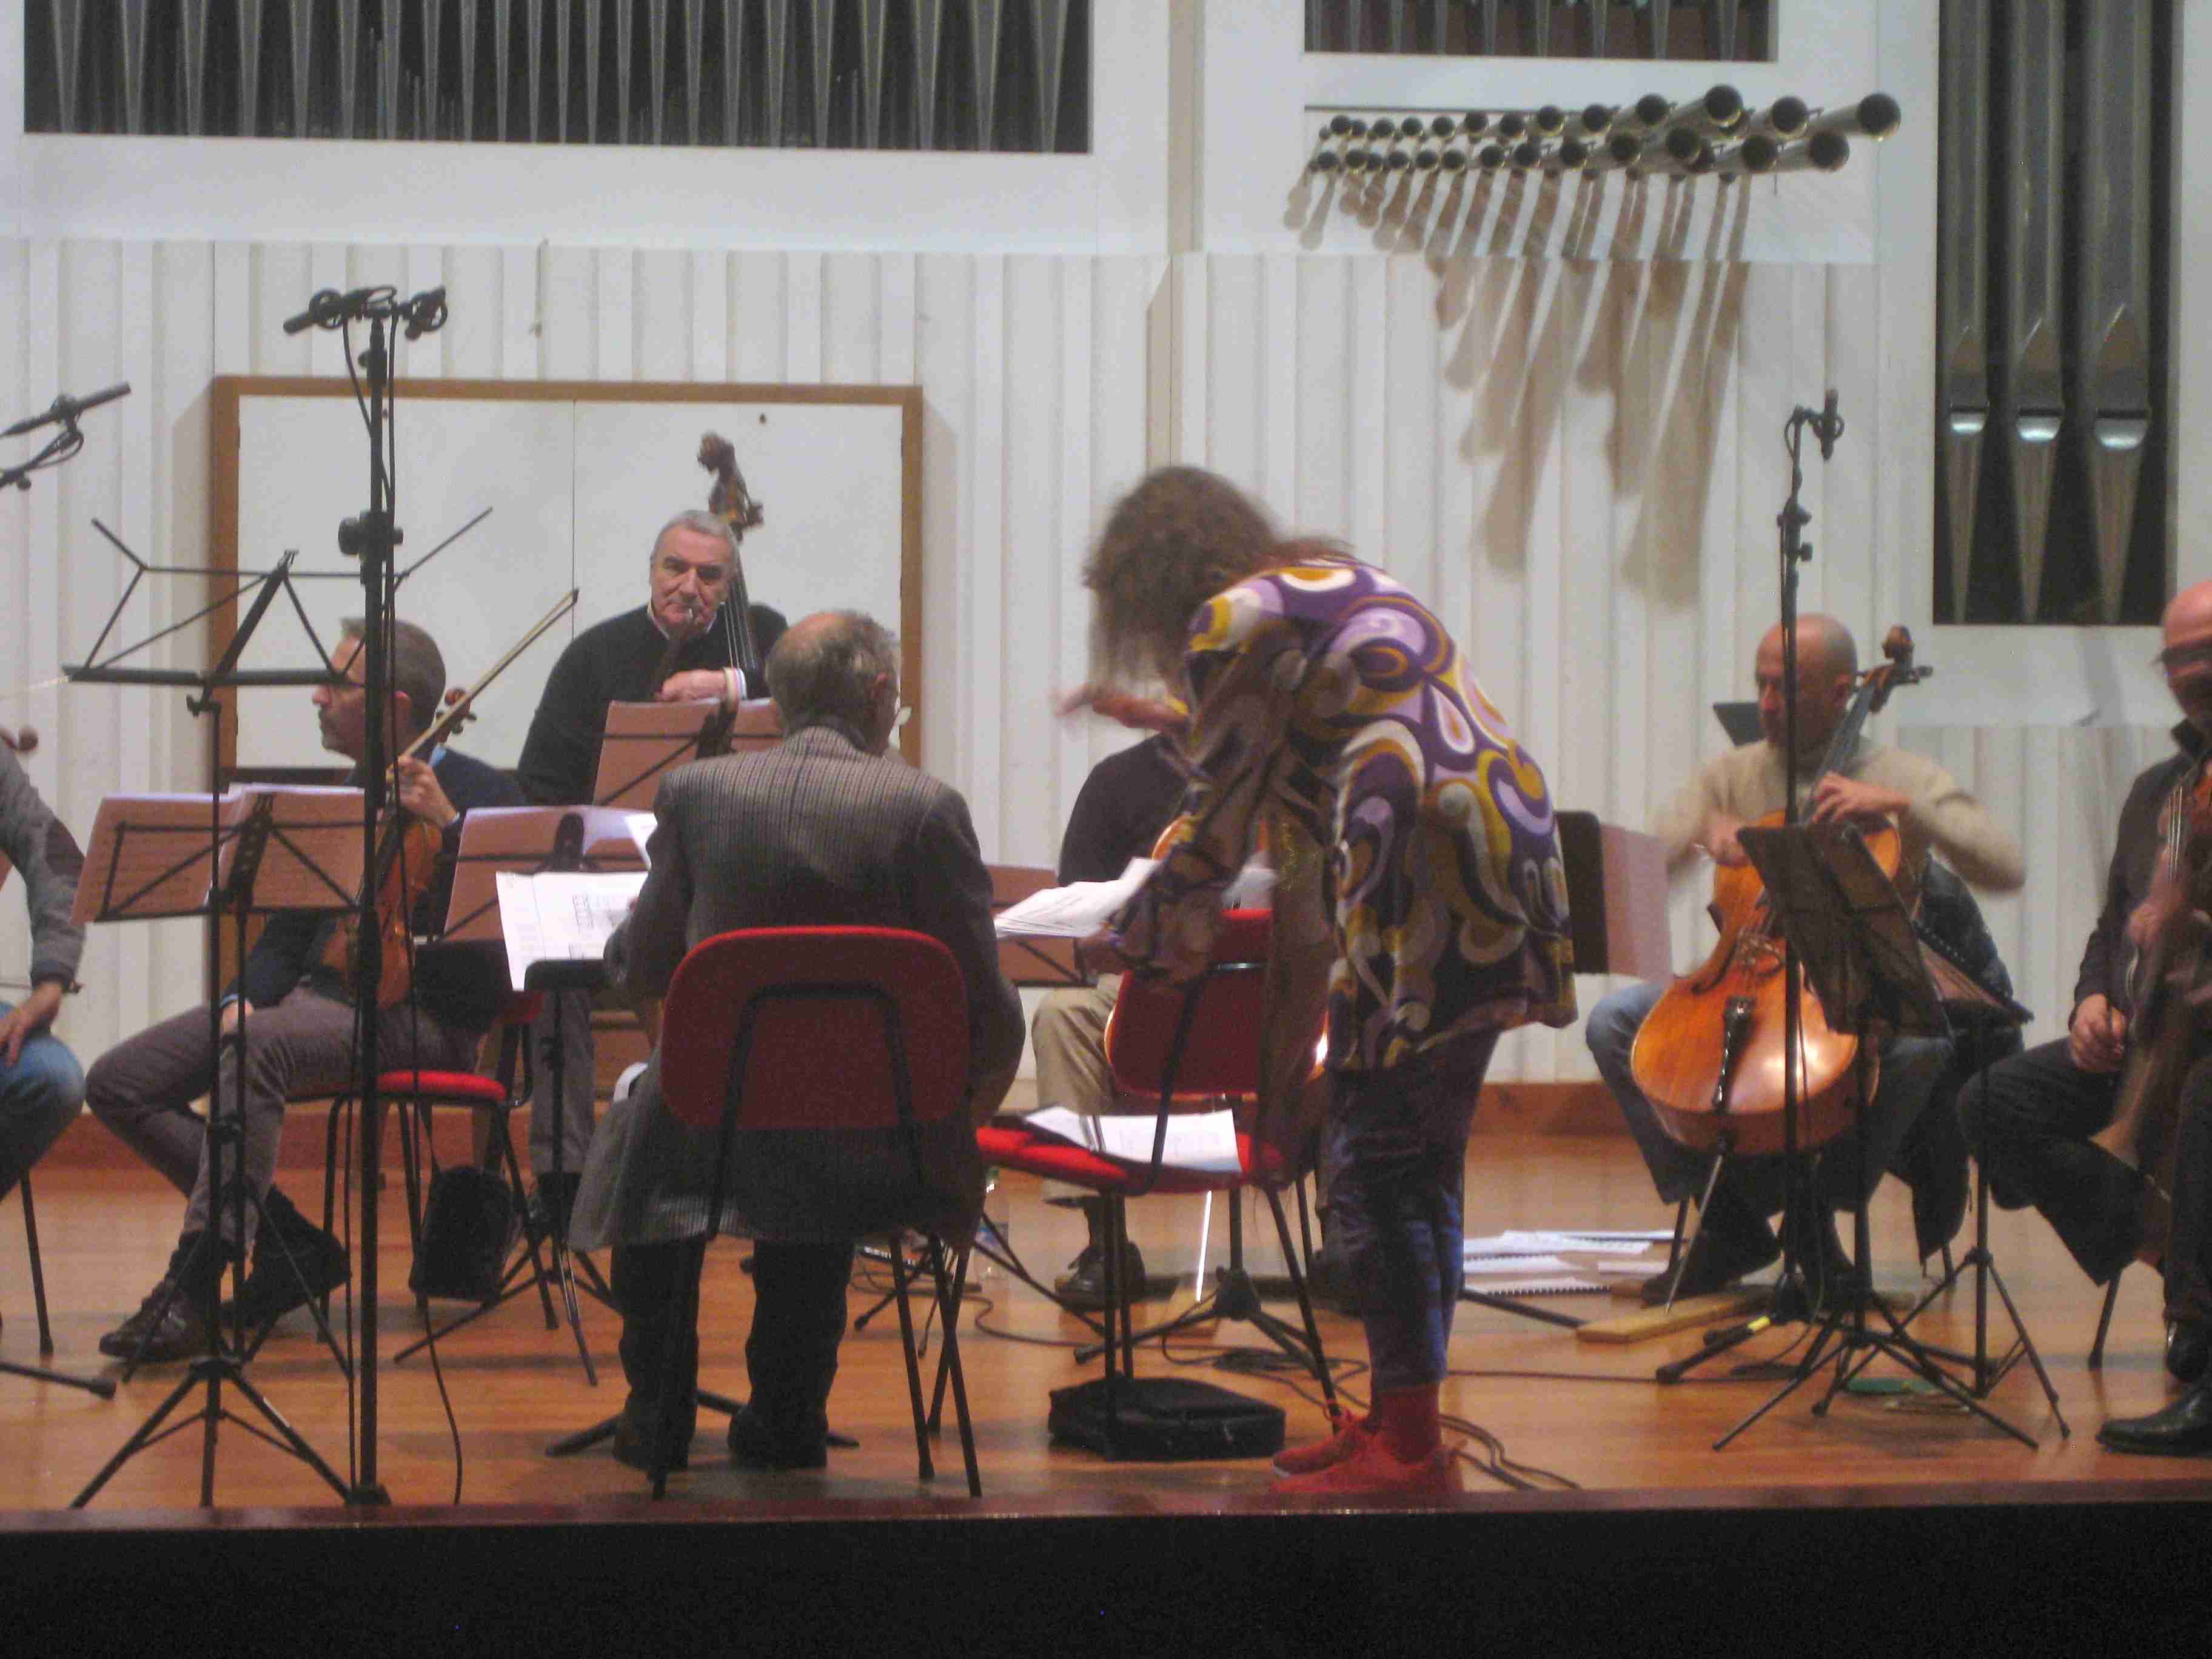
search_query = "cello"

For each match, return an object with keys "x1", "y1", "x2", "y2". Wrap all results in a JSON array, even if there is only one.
[{"x1": 1629, "y1": 626, "x2": 1928, "y2": 1156}]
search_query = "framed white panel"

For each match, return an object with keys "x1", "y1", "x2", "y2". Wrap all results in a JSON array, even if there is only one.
[
  {"x1": 210, "y1": 380, "x2": 922, "y2": 780},
  {"x1": 225, "y1": 393, "x2": 579, "y2": 771}
]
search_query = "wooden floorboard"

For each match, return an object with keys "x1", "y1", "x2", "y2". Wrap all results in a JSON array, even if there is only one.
[
  {"x1": 11, "y1": 1135, "x2": 2212, "y2": 1647},
  {"x1": 5, "y1": 1133, "x2": 2210, "y2": 1517}
]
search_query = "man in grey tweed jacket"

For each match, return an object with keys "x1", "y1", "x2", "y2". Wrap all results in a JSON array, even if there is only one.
[{"x1": 569, "y1": 609, "x2": 1024, "y2": 1472}]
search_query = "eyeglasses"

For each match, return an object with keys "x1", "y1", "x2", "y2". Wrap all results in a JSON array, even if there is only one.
[{"x1": 2154, "y1": 642, "x2": 2212, "y2": 675}]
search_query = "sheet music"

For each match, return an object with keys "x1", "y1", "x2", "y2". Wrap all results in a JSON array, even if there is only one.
[
  {"x1": 1461, "y1": 1230, "x2": 1658, "y2": 1259},
  {"x1": 991, "y1": 859, "x2": 1159, "y2": 939},
  {"x1": 494, "y1": 870, "x2": 648, "y2": 991},
  {"x1": 1020, "y1": 1105, "x2": 1241, "y2": 1175},
  {"x1": 625, "y1": 812, "x2": 657, "y2": 865}
]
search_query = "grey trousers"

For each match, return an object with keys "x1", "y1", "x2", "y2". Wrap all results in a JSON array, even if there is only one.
[
  {"x1": 526, "y1": 988, "x2": 600, "y2": 1179},
  {"x1": 84, "y1": 987, "x2": 478, "y2": 1252}
]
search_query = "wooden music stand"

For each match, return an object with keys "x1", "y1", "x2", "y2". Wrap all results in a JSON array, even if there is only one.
[
  {"x1": 592, "y1": 699, "x2": 782, "y2": 809},
  {"x1": 990, "y1": 865, "x2": 1085, "y2": 988}
]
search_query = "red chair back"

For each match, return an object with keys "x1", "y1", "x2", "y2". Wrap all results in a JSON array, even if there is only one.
[
  {"x1": 659, "y1": 927, "x2": 971, "y2": 1136},
  {"x1": 1103, "y1": 909, "x2": 1278, "y2": 1104}
]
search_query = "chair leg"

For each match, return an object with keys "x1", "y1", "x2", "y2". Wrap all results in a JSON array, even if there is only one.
[
  {"x1": 651, "y1": 1243, "x2": 706, "y2": 1500},
  {"x1": 888, "y1": 1236, "x2": 936, "y2": 1482},
  {"x1": 925, "y1": 1241, "x2": 973, "y2": 1435},
  {"x1": 21, "y1": 1172, "x2": 53, "y2": 1356},
  {"x1": 925, "y1": 1233, "x2": 981, "y2": 1496},
  {"x1": 495, "y1": 1111, "x2": 560, "y2": 1329},
  {"x1": 2089, "y1": 1272, "x2": 2123, "y2": 1372}
]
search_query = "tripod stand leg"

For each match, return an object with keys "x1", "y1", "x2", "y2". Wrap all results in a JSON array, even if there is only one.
[
  {"x1": 1980, "y1": 1254, "x2": 2070, "y2": 1435},
  {"x1": 74, "y1": 1364, "x2": 199, "y2": 1506},
  {"x1": 0, "y1": 1356, "x2": 115, "y2": 1396}
]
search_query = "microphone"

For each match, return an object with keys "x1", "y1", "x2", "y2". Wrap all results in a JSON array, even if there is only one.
[
  {"x1": 1815, "y1": 390, "x2": 1842, "y2": 460},
  {"x1": 281, "y1": 287, "x2": 358, "y2": 335},
  {"x1": 402, "y1": 286, "x2": 448, "y2": 340},
  {"x1": 2, "y1": 382, "x2": 131, "y2": 438}
]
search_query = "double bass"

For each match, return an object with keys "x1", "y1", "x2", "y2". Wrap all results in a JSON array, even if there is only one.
[{"x1": 1629, "y1": 626, "x2": 1928, "y2": 1156}]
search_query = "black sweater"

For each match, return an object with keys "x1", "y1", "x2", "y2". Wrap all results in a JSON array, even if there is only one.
[
  {"x1": 1056, "y1": 735, "x2": 1188, "y2": 885},
  {"x1": 515, "y1": 606, "x2": 738, "y2": 807}
]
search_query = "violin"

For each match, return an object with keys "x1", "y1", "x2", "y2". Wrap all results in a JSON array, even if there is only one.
[
  {"x1": 2089, "y1": 762, "x2": 2212, "y2": 1258},
  {"x1": 1629, "y1": 626, "x2": 1929, "y2": 1156},
  {"x1": 323, "y1": 594, "x2": 578, "y2": 1008}
]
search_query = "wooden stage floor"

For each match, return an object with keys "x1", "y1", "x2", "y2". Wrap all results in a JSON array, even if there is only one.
[{"x1": 5, "y1": 1131, "x2": 2209, "y2": 1517}]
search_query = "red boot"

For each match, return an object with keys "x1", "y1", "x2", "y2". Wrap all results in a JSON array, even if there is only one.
[
  {"x1": 1270, "y1": 1435, "x2": 1464, "y2": 1499},
  {"x1": 1271, "y1": 1407, "x2": 1375, "y2": 1476}
]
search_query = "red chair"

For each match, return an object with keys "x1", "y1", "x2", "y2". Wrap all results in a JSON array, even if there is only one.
[
  {"x1": 310, "y1": 993, "x2": 592, "y2": 1375},
  {"x1": 976, "y1": 908, "x2": 1338, "y2": 1452},
  {"x1": 642, "y1": 925, "x2": 984, "y2": 1498}
]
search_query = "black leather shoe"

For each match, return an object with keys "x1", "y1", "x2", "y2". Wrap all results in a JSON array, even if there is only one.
[
  {"x1": 528, "y1": 1173, "x2": 583, "y2": 1244},
  {"x1": 1643, "y1": 1221, "x2": 1780, "y2": 1305},
  {"x1": 224, "y1": 1223, "x2": 350, "y2": 1330},
  {"x1": 2168, "y1": 1321, "x2": 2211, "y2": 1386},
  {"x1": 726, "y1": 1403, "x2": 830, "y2": 1470},
  {"x1": 611, "y1": 1409, "x2": 694, "y2": 1473},
  {"x1": 1054, "y1": 1239, "x2": 1147, "y2": 1311},
  {"x1": 98, "y1": 1281, "x2": 213, "y2": 1364},
  {"x1": 2098, "y1": 1381, "x2": 2212, "y2": 1456}
]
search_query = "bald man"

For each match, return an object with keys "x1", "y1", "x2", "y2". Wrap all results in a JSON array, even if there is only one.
[
  {"x1": 1971, "y1": 583, "x2": 2212, "y2": 1449},
  {"x1": 1586, "y1": 615, "x2": 2025, "y2": 1305}
]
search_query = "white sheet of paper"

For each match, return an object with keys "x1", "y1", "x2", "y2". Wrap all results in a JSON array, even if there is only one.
[
  {"x1": 625, "y1": 811, "x2": 658, "y2": 865},
  {"x1": 494, "y1": 869, "x2": 648, "y2": 991},
  {"x1": 1020, "y1": 1105, "x2": 1241, "y2": 1175},
  {"x1": 1464, "y1": 1254, "x2": 1577, "y2": 1276},
  {"x1": 1496, "y1": 1230, "x2": 1657, "y2": 1257},
  {"x1": 991, "y1": 859, "x2": 1158, "y2": 938}
]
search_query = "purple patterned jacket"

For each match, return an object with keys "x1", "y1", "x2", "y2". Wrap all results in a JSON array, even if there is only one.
[{"x1": 1108, "y1": 558, "x2": 1576, "y2": 1073}]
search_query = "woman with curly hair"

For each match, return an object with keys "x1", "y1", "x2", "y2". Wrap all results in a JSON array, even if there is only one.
[{"x1": 1074, "y1": 466, "x2": 1576, "y2": 1497}]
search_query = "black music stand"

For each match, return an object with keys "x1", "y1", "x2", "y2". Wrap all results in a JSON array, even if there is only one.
[
  {"x1": 68, "y1": 782, "x2": 360, "y2": 1506},
  {"x1": 1872, "y1": 947, "x2": 2065, "y2": 1428},
  {"x1": 397, "y1": 808, "x2": 642, "y2": 1378},
  {"x1": 1704, "y1": 823, "x2": 2042, "y2": 1449}
]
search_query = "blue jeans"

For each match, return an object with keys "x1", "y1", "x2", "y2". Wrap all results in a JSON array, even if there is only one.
[
  {"x1": 1324, "y1": 1031, "x2": 1499, "y2": 1392},
  {"x1": 1, "y1": 1000, "x2": 84, "y2": 1202},
  {"x1": 1585, "y1": 979, "x2": 1952, "y2": 1214}
]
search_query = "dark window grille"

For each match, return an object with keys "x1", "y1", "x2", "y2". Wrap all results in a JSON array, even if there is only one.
[
  {"x1": 24, "y1": 1, "x2": 1091, "y2": 152},
  {"x1": 1305, "y1": 1, "x2": 1774, "y2": 62}
]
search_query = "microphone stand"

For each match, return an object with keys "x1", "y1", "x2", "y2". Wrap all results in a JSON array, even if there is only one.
[
  {"x1": 1657, "y1": 392, "x2": 1840, "y2": 1396},
  {"x1": 289, "y1": 283, "x2": 447, "y2": 1504}
]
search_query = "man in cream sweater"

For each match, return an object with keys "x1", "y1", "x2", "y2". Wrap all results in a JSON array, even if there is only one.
[{"x1": 1585, "y1": 615, "x2": 2025, "y2": 1305}]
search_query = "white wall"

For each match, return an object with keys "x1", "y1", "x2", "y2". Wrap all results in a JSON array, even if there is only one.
[{"x1": 0, "y1": 4, "x2": 2199, "y2": 1081}]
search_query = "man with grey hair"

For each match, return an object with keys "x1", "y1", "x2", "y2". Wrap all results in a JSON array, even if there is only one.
[
  {"x1": 514, "y1": 510, "x2": 788, "y2": 1234},
  {"x1": 569, "y1": 609, "x2": 1024, "y2": 1473},
  {"x1": 85, "y1": 616, "x2": 524, "y2": 1359}
]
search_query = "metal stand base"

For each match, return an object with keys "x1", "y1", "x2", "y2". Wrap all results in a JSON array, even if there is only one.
[{"x1": 72, "y1": 1352, "x2": 350, "y2": 1508}]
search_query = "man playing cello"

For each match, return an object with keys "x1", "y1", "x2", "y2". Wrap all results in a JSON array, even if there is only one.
[{"x1": 1584, "y1": 614, "x2": 2024, "y2": 1304}]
